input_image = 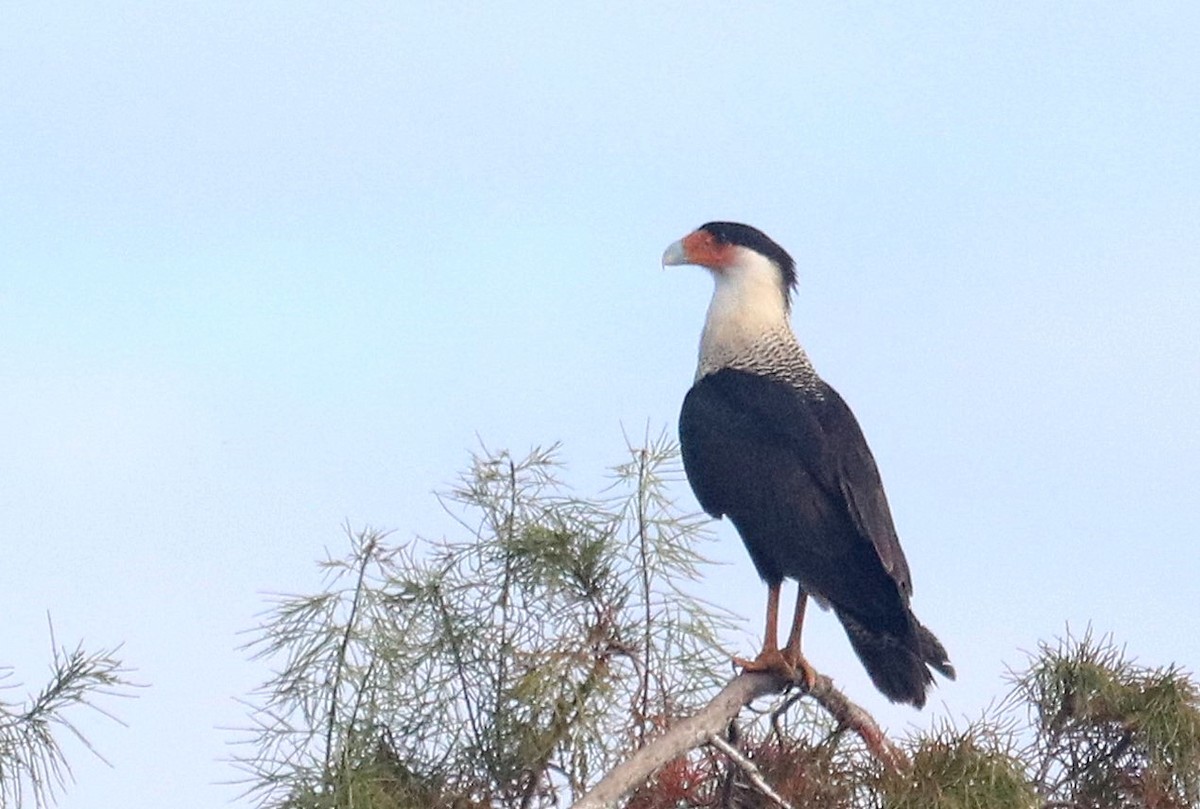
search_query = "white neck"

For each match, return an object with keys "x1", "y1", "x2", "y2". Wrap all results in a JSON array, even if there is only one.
[{"x1": 698, "y1": 250, "x2": 792, "y2": 375}]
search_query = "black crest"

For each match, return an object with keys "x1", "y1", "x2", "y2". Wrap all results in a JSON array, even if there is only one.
[{"x1": 699, "y1": 222, "x2": 798, "y2": 303}]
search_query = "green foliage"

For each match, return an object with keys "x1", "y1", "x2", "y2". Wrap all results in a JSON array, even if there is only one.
[
  {"x1": 235, "y1": 434, "x2": 733, "y2": 808},
  {"x1": 629, "y1": 633, "x2": 1199, "y2": 809},
  {"x1": 1012, "y1": 629, "x2": 1200, "y2": 808},
  {"x1": 0, "y1": 621, "x2": 135, "y2": 809},
  {"x1": 877, "y1": 723, "x2": 1037, "y2": 809},
  {"x1": 234, "y1": 438, "x2": 1200, "y2": 809}
]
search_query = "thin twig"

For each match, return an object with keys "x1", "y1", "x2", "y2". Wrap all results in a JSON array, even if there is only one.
[
  {"x1": 431, "y1": 580, "x2": 484, "y2": 755},
  {"x1": 1044, "y1": 729, "x2": 1134, "y2": 797},
  {"x1": 707, "y1": 733, "x2": 796, "y2": 809},
  {"x1": 494, "y1": 457, "x2": 518, "y2": 750},
  {"x1": 323, "y1": 529, "x2": 376, "y2": 772},
  {"x1": 635, "y1": 447, "x2": 653, "y2": 748}
]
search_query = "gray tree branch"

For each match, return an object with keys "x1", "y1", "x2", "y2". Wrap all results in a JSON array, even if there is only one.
[{"x1": 570, "y1": 669, "x2": 906, "y2": 809}]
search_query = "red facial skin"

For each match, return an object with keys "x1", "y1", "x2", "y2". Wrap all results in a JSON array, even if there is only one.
[{"x1": 681, "y1": 229, "x2": 737, "y2": 271}]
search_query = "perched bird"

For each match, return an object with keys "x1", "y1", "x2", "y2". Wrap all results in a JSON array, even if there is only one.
[{"x1": 664, "y1": 221, "x2": 954, "y2": 707}]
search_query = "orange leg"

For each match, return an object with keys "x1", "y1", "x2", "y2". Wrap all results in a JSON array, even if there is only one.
[
  {"x1": 734, "y1": 583, "x2": 814, "y2": 688},
  {"x1": 764, "y1": 582, "x2": 781, "y2": 652},
  {"x1": 781, "y1": 590, "x2": 817, "y2": 691}
]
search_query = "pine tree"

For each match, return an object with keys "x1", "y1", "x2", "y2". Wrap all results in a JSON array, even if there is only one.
[
  {"x1": 0, "y1": 620, "x2": 134, "y2": 808},
  {"x1": 233, "y1": 437, "x2": 1200, "y2": 809}
]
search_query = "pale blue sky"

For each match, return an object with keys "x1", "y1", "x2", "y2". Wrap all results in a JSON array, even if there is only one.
[{"x1": 2, "y1": 3, "x2": 1198, "y2": 807}]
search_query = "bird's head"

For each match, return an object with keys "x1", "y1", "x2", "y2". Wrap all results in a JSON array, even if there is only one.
[{"x1": 662, "y1": 222, "x2": 797, "y2": 313}]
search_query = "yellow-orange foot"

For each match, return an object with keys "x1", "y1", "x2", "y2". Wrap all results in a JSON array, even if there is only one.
[
  {"x1": 734, "y1": 650, "x2": 802, "y2": 682},
  {"x1": 781, "y1": 649, "x2": 818, "y2": 693}
]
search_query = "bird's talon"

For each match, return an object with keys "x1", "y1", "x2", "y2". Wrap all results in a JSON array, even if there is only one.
[
  {"x1": 734, "y1": 650, "x2": 796, "y2": 680},
  {"x1": 794, "y1": 660, "x2": 818, "y2": 692}
]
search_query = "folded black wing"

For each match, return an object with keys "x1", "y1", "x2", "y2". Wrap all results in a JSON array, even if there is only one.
[{"x1": 679, "y1": 368, "x2": 913, "y2": 598}]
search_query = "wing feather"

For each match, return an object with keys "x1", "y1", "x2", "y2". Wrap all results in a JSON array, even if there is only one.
[{"x1": 680, "y1": 369, "x2": 913, "y2": 598}]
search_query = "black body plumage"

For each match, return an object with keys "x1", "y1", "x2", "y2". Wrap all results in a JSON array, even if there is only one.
[
  {"x1": 680, "y1": 369, "x2": 952, "y2": 705},
  {"x1": 672, "y1": 222, "x2": 953, "y2": 707}
]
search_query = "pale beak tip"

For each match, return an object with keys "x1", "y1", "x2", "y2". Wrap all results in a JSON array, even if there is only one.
[{"x1": 661, "y1": 239, "x2": 688, "y2": 268}]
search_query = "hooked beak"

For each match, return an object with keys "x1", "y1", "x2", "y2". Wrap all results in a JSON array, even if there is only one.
[{"x1": 661, "y1": 238, "x2": 689, "y2": 267}]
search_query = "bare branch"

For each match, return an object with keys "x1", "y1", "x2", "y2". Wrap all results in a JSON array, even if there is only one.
[
  {"x1": 806, "y1": 672, "x2": 909, "y2": 773},
  {"x1": 569, "y1": 673, "x2": 780, "y2": 809},
  {"x1": 570, "y1": 667, "x2": 902, "y2": 809},
  {"x1": 706, "y1": 732, "x2": 795, "y2": 809}
]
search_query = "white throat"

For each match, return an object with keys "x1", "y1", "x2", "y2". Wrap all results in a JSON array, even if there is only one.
[{"x1": 698, "y1": 252, "x2": 792, "y2": 376}]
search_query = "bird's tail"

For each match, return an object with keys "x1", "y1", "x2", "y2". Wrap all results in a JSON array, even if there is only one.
[{"x1": 837, "y1": 611, "x2": 955, "y2": 708}]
